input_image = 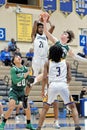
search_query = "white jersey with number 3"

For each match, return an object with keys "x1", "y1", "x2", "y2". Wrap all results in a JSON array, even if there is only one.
[
  {"x1": 48, "y1": 60, "x2": 67, "y2": 83},
  {"x1": 34, "y1": 33, "x2": 48, "y2": 58}
]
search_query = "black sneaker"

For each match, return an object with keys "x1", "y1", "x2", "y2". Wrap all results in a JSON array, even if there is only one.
[{"x1": 75, "y1": 126, "x2": 81, "y2": 130}]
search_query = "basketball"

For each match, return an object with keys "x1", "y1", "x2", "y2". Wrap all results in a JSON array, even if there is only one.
[{"x1": 39, "y1": 12, "x2": 50, "y2": 22}]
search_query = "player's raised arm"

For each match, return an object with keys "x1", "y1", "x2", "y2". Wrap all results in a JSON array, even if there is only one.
[
  {"x1": 42, "y1": 15, "x2": 57, "y2": 44},
  {"x1": 48, "y1": 20, "x2": 55, "y2": 34},
  {"x1": 31, "y1": 20, "x2": 38, "y2": 42}
]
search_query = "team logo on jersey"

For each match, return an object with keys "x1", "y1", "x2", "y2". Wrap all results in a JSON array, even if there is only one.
[
  {"x1": 17, "y1": 73, "x2": 24, "y2": 77},
  {"x1": 37, "y1": 36, "x2": 46, "y2": 41}
]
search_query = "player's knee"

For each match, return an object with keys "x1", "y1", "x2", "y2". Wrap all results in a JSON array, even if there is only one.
[
  {"x1": 8, "y1": 100, "x2": 16, "y2": 111},
  {"x1": 52, "y1": 100, "x2": 58, "y2": 107},
  {"x1": 9, "y1": 104, "x2": 15, "y2": 112},
  {"x1": 44, "y1": 103, "x2": 50, "y2": 111},
  {"x1": 68, "y1": 103, "x2": 76, "y2": 110}
]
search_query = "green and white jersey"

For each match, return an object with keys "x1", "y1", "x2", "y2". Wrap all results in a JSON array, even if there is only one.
[
  {"x1": 55, "y1": 41, "x2": 69, "y2": 59},
  {"x1": 10, "y1": 66, "x2": 28, "y2": 91}
]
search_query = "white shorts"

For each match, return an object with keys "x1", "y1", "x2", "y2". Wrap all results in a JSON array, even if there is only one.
[
  {"x1": 47, "y1": 82, "x2": 70, "y2": 105},
  {"x1": 32, "y1": 57, "x2": 48, "y2": 76}
]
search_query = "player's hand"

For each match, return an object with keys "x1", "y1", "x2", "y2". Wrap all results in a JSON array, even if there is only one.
[
  {"x1": 43, "y1": 15, "x2": 48, "y2": 23},
  {"x1": 24, "y1": 71, "x2": 30, "y2": 78},
  {"x1": 41, "y1": 91, "x2": 45, "y2": 97}
]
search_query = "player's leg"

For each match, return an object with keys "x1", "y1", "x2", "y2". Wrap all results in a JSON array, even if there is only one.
[
  {"x1": 0, "y1": 89, "x2": 18, "y2": 129},
  {"x1": 37, "y1": 82, "x2": 58, "y2": 130},
  {"x1": 0, "y1": 99, "x2": 16, "y2": 129},
  {"x1": 43, "y1": 87, "x2": 60, "y2": 128},
  {"x1": 22, "y1": 96, "x2": 35, "y2": 130},
  {"x1": 25, "y1": 85, "x2": 32, "y2": 96},
  {"x1": 60, "y1": 85, "x2": 81, "y2": 130},
  {"x1": 52, "y1": 100, "x2": 60, "y2": 129},
  {"x1": 32, "y1": 58, "x2": 41, "y2": 76},
  {"x1": 67, "y1": 100, "x2": 81, "y2": 130},
  {"x1": 36, "y1": 103, "x2": 50, "y2": 130}
]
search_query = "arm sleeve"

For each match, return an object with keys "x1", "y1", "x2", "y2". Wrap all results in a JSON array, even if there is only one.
[{"x1": 11, "y1": 68, "x2": 24, "y2": 84}]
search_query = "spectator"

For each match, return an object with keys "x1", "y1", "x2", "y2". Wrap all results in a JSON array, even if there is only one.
[
  {"x1": 8, "y1": 38, "x2": 17, "y2": 53},
  {"x1": 14, "y1": 48, "x2": 22, "y2": 58},
  {"x1": 14, "y1": 48, "x2": 25, "y2": 65},
  {"x1": 80, "y1": 87, "x2": 87, "y2": 98},
  {"x1": 1, "y1": 47, "x2": 11, "y2": 66},
  {"x1": 26, "y1": 48, "x2": 34, "y2": 61}
]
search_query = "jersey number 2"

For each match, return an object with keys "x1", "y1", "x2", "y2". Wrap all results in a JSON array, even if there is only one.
[
  {"x1": 39, "y1": 41, "x2": 43, "y2": 48},
  {"x1": 17, "y1": 79, "x2": 26, "y2": 87}
]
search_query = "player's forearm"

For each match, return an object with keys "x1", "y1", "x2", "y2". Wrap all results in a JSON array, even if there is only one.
[
  {"x1": 12, "y1": 76, "x2": 24, "y2": 84},
  {"x1": 48, "y1": 21, "x2": 55, "y2": 34},
  {"x1": 42, "y1": 78, "x2": 47, "y2": 92},
  {"x1": 73, "y1": 54, "x2": 87, "y2": 62},
  {"x1": 31, "y1": 20, "x2": 38, "y2": 41},
  {"x1": 67, "y1": 75, "x2": 72, "y2": 83},
  {"x1": 43, "y1": 21, "x2": 57, "y2": 44}
]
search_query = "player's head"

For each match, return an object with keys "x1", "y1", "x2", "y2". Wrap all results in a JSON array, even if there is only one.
[
  {"x1": 49, "y1": 45, "x2": 63, "y2": 62},
  {"x1": 61, "y1": 30, "x2": 75, "y2": 44},
  {"x1": 12, "y1": 54, "x2": 22, "y2": 65},
  {"x1": 37, "y1": 22, "x2": 44, "y2": 35}
]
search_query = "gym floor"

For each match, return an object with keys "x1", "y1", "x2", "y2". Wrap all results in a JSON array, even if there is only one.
[{"x1": 0, "y1": 117, "x2": 86, "y2": 130}]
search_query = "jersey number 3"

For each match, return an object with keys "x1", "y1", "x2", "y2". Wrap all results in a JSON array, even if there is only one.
[{"x1": 56, "y1": 67, "x2": 60, "y2": 76}]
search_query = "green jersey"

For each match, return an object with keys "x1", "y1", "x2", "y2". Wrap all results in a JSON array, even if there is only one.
[
  {"x1": 10, "y1": 66, "x2": 28, "y2": 91},
  {"x1": 55, "y1": 41, "x2": 69, "y2": 59}
]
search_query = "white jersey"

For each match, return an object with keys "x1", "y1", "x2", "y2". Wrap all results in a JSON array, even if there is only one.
[
  {"x1": 48, "y1": 60, "x2": 67, "y2": 83},
  {"x1": 33, "y1": 33, "x2": 48, "y2": 58}
]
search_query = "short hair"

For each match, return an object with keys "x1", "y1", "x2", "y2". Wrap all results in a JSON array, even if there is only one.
[
  {"x1": 49, "y1": 45, "x2": 63, "y2": 62},
  {"x1": 64, "y1": 30, "x2": 75, "y2": 43},
  {"x1": 37, "y1": 22, "x2": 44, "y2": 27}
]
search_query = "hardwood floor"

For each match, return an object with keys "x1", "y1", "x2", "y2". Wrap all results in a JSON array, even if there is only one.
[{"x1": 0, "y1": 117, "x2": 86, "y2": 130}]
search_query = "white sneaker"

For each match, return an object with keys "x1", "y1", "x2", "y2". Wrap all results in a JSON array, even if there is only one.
[
  {"x1": 53, "y1": 120, "x2": 60, "y2": 129},
  {"x1": 15, "y1": 115, "x2": 20, "y2": 123}
]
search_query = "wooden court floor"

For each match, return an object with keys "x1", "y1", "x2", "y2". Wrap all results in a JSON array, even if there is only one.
[{"x1": 0, "y1": 117, "x2": 86, "y2": 130}]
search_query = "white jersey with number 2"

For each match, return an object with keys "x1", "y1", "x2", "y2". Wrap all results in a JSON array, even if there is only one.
[{"x1": 34, "y1": 33, "x2": 48, "y2": 58}]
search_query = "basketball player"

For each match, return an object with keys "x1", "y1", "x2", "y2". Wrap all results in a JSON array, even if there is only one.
[
  {"x1": 36, "y1": 45, "x2": 81, "y2": 130},
  {"x1": 0, "y1": 55, "x2": 36, "y2": 130},
  {"x1": 31, "y1": 20, "x2": 55, "y2": 76},
  {"x1": 31, "y1": 20, "x2": 62, "y2": 128},
  {"x1": 43, "y1": 16, "x2": 87, "y2": 62}
]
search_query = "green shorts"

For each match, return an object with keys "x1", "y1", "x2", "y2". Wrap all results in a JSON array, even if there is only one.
[{"x1": 8, "y1": 89, "x2": 25, "y2": 105}]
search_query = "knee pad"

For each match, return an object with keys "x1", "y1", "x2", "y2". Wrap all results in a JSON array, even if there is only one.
[{"x1": 23, "y1": 96, "x2": 28, "y2": 109}]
